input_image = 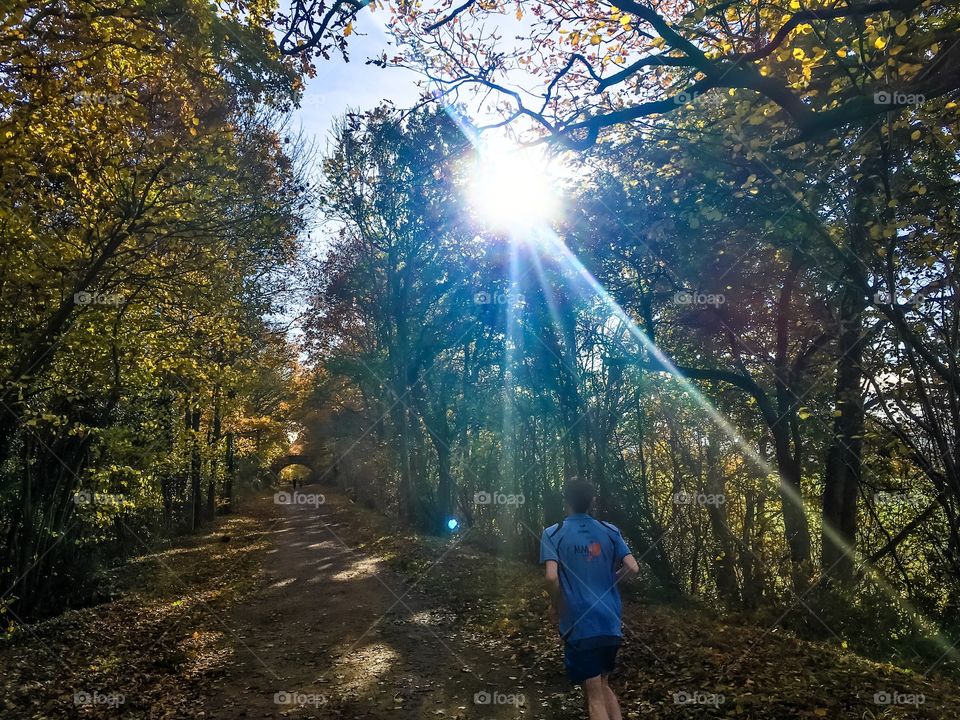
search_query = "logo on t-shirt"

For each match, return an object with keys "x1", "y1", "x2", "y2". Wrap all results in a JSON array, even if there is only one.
[{"x1": 573, "y1": 541, "x2": 603, "y2": 560}]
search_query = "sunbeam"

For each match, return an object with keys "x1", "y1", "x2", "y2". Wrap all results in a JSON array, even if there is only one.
[{"x1": 513, "y1": 224, "x2": 959, "y2": 667}]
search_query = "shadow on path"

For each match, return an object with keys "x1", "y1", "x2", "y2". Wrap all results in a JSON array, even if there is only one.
[{"x1": 200, "y1": 486, "x2": 562, "y2": 719}]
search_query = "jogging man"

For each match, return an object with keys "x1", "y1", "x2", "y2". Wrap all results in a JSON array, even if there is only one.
[{"x1": 540, "y1": 478, "x2": 640, "y2": 720}]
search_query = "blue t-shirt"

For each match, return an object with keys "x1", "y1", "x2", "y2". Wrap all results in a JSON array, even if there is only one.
[{"x1": 539, "y1": 514, "x2": 632, "y2": 643}]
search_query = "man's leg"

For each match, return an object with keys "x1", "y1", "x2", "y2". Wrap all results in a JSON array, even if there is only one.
[
  {"x1": 601, "y1": 675, "x2": 622, "y2": 720},
  {"x1": 582, "y1": 676, "x2": 610, "y2": 720}
]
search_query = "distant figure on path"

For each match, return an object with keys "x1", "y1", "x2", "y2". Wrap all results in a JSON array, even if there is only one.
[{"x1": 540, "y1": 478, "x2": 640, "y2": 720}]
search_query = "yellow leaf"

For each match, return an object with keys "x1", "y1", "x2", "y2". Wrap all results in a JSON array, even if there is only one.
[
  {"x1": 874, "y1": 36, "x2": 887, "y2": 50},
  {"x1": 515, "y1": 7, "x2": 522, "y2": 20},
  {"x1": 344, "y1": 21, "x2": 353, "y2": 36},
  {"x1": 895, "y1": 22, "x2": 908, "y2": 37},
  {"x1": 591, "y1": 34, "x2": 601, "y2": 45},
  {"x1": 792, "y1": 47, "x2": 805, "y2": 60},
  {"x1": 789, "y1": 0, "x2": 800, "y2": 8},
  {"x1": 910, "y1": 129, "x2": 921, "y2": 140}
]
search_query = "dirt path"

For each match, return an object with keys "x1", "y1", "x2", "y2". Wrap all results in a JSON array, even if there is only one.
[
  {"x1": 200, "y1": 486, "x2": 568, "y2": 719},
  {"x1": 5, "y1": 482, "x2": 959, "y2": 718}
]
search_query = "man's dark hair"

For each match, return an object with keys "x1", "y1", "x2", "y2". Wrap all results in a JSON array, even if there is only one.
[{"x1": 564, "y1": 477, "x2": 595, "y2": 514}]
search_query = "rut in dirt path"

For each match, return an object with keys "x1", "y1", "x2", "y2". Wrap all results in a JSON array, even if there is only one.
[{"x1": 200, "y1": 487, "x2": 569, "y2": 719}]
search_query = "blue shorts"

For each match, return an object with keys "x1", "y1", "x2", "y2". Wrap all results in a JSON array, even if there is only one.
[{"x1": 563, "y1": 636, "x2": 620, "y2": 684}]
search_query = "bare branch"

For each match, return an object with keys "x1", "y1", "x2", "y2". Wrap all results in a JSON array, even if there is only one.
[{"x1": 424, "y1": 0, "x2": 476, "y2": 32}]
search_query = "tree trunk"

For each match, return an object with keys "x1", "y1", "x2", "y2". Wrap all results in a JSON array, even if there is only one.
[
  {"x1": 822, "y1": 278, "x2": 865, "y2": 583},
  {"x1": 189, "y1": 401, "x2": 202, "y2": 531},
  {"x1": 773, "y1": 258, "x2": 813, "y2": 589},
  {"x1": 393, "y1": 400, "x2": 413, "y2": 524},
  {"x1": 771, "y1": 422, "x2": 812, "y2": 588},
  {"x1": 207, "y1": 388, "x2": 221, "y2": 520},
  {"x1": 822, "y1": 199, "x2": 869, "y2": 584},
  {"x1": 705, "y1": 436, "x2": 740, "y2": 604},
  {"x1": 222, "y1": 430, "x2": 235, "y2": 514},
  {"x1": 435, "y1": 436, "x2": 453, "y2": 527},
  {"x1": 740, "y1": 487, "x2": 761, "y2": 609}
]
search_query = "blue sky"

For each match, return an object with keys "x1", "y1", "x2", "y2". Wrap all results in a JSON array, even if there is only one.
[{"x1": 291, "y1": 14, "x2": 422, "y2": 146}]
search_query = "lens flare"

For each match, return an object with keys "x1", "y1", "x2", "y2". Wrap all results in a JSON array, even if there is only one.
[{"x1": 514, "y1": 228, "x2": 958, "y2": 668}]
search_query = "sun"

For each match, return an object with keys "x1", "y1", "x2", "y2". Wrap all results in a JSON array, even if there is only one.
[{"x1": 469, "y1": 142, "x2": 559, "y2": 230}]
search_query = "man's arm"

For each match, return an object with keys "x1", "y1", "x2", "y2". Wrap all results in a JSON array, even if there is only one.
[
  {"x1": 615, "y1": 553, "x2": 640, "y2": 584},
  {"x1": 544, "y1": 559, "x2": 563, "y2": 624}
]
